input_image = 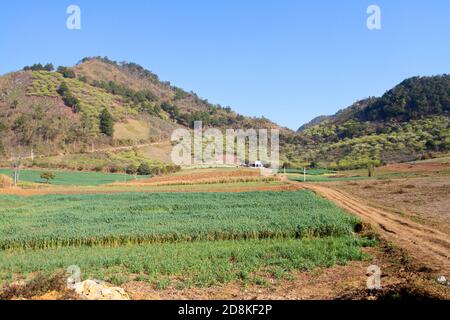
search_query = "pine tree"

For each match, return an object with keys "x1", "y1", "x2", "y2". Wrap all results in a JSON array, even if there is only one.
[{"x1": 99, "y1": 108, "x2": 114, "y2": 137}]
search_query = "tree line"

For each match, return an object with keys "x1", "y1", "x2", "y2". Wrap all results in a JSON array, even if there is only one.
[{"x1": 361, "y1": 75, "x2": 450, "y2": 121}]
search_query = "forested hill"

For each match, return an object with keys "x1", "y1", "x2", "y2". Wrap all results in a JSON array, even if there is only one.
[
  {"x1": 298, "y1": 75, "x2": 450, "y2": 132},
  {"x1": 285, "y1": 75, "x2": 450, "y2": 169},
  {"x1": 360, "y1": 75, "x2": 450, "y2": 121},
  {"x1": 0, "y1": 57, "x2": 287, "y2": 158},
  {"x1": 1, "y1": 58, "x2": 448, "y2": 169}
]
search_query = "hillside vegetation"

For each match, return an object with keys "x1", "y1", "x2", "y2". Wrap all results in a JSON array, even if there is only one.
[
  {"x1": 0, "y1": 57, "x2": 283, "y2": 162},
  {"x1": 1, "y1": 58, "x2": 449, "y2": 170},
  {"x1": 286, "y1": 75, "x2": 450, "y2": 169}
]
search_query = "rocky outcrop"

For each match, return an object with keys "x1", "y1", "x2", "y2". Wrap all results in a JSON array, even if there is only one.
[{"x1": 73, "y1": 280, "x2": 130, "y2": 300}]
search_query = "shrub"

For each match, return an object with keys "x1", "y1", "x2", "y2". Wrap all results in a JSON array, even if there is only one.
[
  {"x1": 93, "y1": 165, "x2": 105, "y2": 172},
  {"x1": 108, "y1": 165, "x2": 120, "y2": 173},
  {"x1": 78, "y1": 75, "x2": 87, "y2": 83},
  {"x1": 309, "y1": 161, "x2": 319, "y2": 169},
  {"x1": 137, "y1": 163, "x2": 151, "y2": 176},
  {"x1": 57, "y1": 83, "x2": 80, "y2": 112},
  {"x1": 57, "y1": 66, "x2": 76, "y2": 78},
  {"x1": 150, "y1": 166, "x2": 162, "y2": 176},
  {"x1": 165, "y1": 165, "x2": 181, "y2": 174},
  {"x1": 125, "y1": 164, "x2": 138, "y2": 175},
  {"x1": 40, "y1": 172, "x2": 55, "y2": 184},
  {"x1": 282, "y1": 162, "x2": 292, "y2": 169}
]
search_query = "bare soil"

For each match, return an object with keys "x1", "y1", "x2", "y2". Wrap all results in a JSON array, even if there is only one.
[
  {"x1": 384, "y1": 162, "x2": 450, "y2": 173},
  {"x1": 298, "y1": 182, "x2": 450, "y2": 274},
  {"x1": 324, "y1": 177, "x2": 450, "y2": 232}
]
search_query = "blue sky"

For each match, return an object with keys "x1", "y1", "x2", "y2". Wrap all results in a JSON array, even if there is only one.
[{"x1": 0, "y1": 1, "x2": 449, "y2": 129}]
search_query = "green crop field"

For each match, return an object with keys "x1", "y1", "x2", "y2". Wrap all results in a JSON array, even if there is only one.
[
  {"x1": 0, "y1": 191, "x2": 360, "y2": 250},
  {"x1": 0, "y1": 190, "x2": 373, "y2": 289},
  {"x1": 0, "y1": 169, "x2": 149, "y2": 186},
  {"x1": 0, "y1": 237, "x2": 374, "y2": 287}
]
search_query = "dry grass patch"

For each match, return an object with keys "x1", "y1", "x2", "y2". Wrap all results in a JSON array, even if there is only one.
[
  {"x1": 120, "y1": 168, "x2": 269, "y2": 186},
  {"x1": 0, "y1": 175, "x2": 13, "y2": 189}
]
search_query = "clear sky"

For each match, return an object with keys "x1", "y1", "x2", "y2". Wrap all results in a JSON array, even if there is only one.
[{"x1": 0, "y1": 1, "x2": 449, "y2": 130}]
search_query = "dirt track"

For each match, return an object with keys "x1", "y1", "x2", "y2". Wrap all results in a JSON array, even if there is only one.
[{"x1": 302, "y1": 183, "x2": 450, "y2": 272}]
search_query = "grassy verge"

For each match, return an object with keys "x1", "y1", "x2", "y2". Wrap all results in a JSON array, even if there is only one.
[{"x1": 0, "y1": 237, "x2": 375, "y2": 288}]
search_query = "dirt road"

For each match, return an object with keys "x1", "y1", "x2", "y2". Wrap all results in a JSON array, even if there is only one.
[{"x1": 301, "y1": 183, "x2": 450, "y2": 272}]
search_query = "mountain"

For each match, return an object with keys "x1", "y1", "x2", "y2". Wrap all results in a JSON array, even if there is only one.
[
  {"x1": 0, "y1": 57, "x2": 288, "y2": 161},
  {"x1": 1, "y1": 58, "x2": 448, "y2": 171},
  {"x1": 286, "y1": 75, "x2": 450, "y2": 169}
]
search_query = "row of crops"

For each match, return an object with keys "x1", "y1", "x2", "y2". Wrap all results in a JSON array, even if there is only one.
[
  {"x1": 0, "y1": 190, "x2": 376, "y2": 288},
  {"x1": 0, "y1": 191, "x2": 360, "y2": 250},
  {"x1": 0, "y1": 237, "x2": 374, "y2": 287}
]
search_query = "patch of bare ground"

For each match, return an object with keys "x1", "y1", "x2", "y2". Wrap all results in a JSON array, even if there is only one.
[
  {"x1": 298, "y1": 182, "x2": 450, "y2": 275},
  {"x1": 120, "y1": 240, "x2": 448, "y2": 300},
  {"x1": 384, "y1": 162, "x2": 450, "y2": 173},
  {"x1": 324, "y1": 177, "x2": 450, "y2": 233}
]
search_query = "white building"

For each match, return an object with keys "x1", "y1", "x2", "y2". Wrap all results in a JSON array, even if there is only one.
[{"x1": 253, "y1": 160, "x2": 263, "y2": 168}]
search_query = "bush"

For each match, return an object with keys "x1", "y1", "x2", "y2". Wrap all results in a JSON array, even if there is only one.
[
  {"x1": 309, "y1": 161, "x2": 319, "y2": 169},
  {"x1": 57, "y1": 66, "x2": 76, "y2": 78},
  {"x1": 165, "y1": 165, "x2": 181, "y2": 174},
  {"x1": 40, "y1": 172, "x2": 55, "y2": 184},
  {"x1": 108, "y1": 165, "x2": 120, "y2": 173},
  {"x1": 150, "y1": 166, "x2": 162, "y2": 176},
  {"x1": 93, "y1": 165, "x2": 105, "y2": 172},
  {"x1": 282, "y1": 162, "x2": 292, "y2": 169},
  {"x1": 137, "y1": 163, "x2": 151, "y2": 176},
  {"x1": 125, "y1": 164, "x2": 138, "y2": 175},
  {"x1": 57, "y1": 83, "x2": 80, "y2": 112}
]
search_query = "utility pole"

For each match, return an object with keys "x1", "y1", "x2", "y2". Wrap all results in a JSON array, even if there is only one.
[
  {"x1": 11, "y1": 155, "x2": 21, "y2": 187},
  {"x1": 13, "y1": 167, "x2": 17, "y2": 187}
]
